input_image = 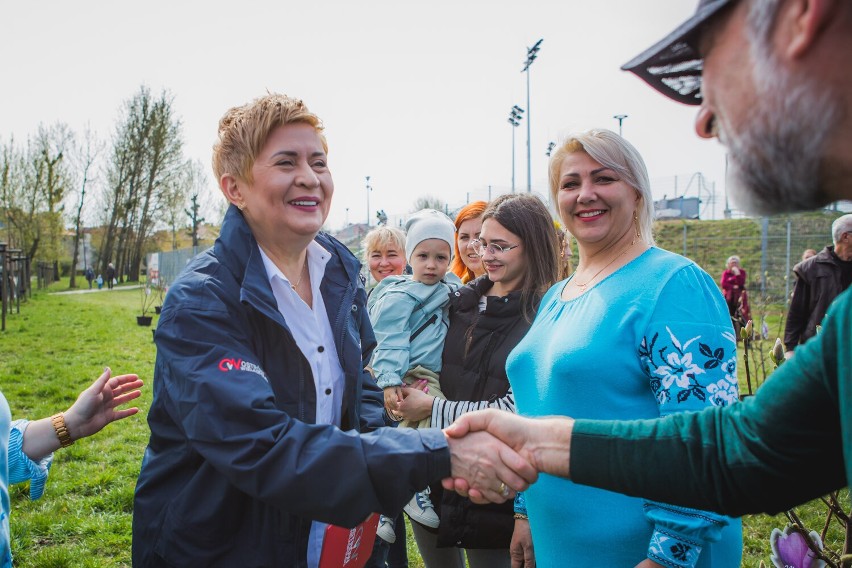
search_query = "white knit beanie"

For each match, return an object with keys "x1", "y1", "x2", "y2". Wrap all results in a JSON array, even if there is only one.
[{"x1": 404, "y1": 209, "x2": 456, "y2": 262}]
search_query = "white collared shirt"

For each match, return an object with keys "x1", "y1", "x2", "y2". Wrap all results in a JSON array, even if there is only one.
[{"x1": 258, "y1": 241, "x2": 345, "y2": 568}]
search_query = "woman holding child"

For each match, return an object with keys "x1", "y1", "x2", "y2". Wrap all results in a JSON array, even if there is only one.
[{"x1": 397, "y1": 193, "x2": 559, "y2": 568}]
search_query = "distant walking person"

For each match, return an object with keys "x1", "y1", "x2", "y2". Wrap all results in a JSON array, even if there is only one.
[
  {"x1": 84, "y1": 266, "x2": 95, "y2": 289},
  {"x1": 105, "y1": 263, "x2": 116, "y2": 290},
  {"x1": 784, "y1": 214, "x2": 852, "y2": 358}
]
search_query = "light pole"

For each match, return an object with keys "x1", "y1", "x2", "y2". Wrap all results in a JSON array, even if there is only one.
[
  {"x1": 365, "y1": 176, "x2": 372, "y2": 226},
  {"x1": 508, "y1": 105, "x2": 524, "y2": 193},
  {"x1": 613, "y1": 114, "x2": 628, "y2": 137},
  {"x1": 522, "y1": 39, "x2": 543, "y2": 193}
]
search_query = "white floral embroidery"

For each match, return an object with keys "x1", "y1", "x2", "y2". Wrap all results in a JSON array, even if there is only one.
[{"x1": 655, "y1": 350, "x2": 706, "y2": 389}]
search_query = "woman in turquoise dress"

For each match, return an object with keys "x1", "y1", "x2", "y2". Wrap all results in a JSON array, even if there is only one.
[{"x1": 506, "y1": 129, "x2": 742, "y2": 567}]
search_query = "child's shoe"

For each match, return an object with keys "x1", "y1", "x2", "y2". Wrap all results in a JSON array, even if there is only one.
[
  {"x1": 376, "y1": 515, "x2": 396, "y2": 544},
  {"x1": 403, "y1": 488, "x2": 439, "y2": 528}
]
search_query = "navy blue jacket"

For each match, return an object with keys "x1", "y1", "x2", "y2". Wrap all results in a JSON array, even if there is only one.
[{"x1": 133, "y1": 207, "x2": 450, "y2": 567}]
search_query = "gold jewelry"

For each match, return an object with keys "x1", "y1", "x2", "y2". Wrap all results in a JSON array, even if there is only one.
[
  {"x1": 499, "y1": 482, "x2": 510, "y2": 497},
  {"x1": 633, "y1": 210, "x2": 641, "y2": 239},
  {"x1": 514, "y1": 513, "x2": 529, "y2": 520},
  {"x1": 236, "y1": 202, "x2": 245, "y2": 211},
  {"x1": 51, "y1": 413, "x2": 73, "y2": 448},
  {"x1": 290, "y1": 258, "x2": 308, "y2": 291},
  {"x1": 572, "y1": 238, "x2": 637, "y2": 292}
]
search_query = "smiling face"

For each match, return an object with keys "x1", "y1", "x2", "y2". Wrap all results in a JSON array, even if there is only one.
[
  {"x1": 557, "y1": 151, "x2": 639, "y2": 253},
  {"x1": 368, "y1": 244, "x2": 406, "y2": 282},
  {"x1": 220, "y1": 122, "x2": 333, "y2": 251},
  {"x1": 478, "y1": 218, "x2": 526, "y2": 296},
  {"x1": 409, "y1": 239, "x2": 451, "y2": 285},
  {"x1": 457, "y1": 216, "x2": 484, "y2": 276}
]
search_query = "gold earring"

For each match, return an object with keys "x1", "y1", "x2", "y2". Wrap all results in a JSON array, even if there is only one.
[
  {"x1": 633, "y1": 211, "x2": 641, "y2": 239},
  {"x1": 236, "y1": 202, "x2": 245, "y2": 211}
]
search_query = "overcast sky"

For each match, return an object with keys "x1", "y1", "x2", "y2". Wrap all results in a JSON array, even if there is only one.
[{"x1": 2, "y1": 0, "x2": 735, "y2": 230}]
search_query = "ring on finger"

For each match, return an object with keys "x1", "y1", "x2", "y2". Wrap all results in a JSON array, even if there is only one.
[{"x1": 499, "y1": 482, "x2": 510, "y2": 497}]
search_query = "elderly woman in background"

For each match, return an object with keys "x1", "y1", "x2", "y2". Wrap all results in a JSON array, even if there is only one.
[
  {"x1": 362, "y1": 225, "x2": 410, "y2": 568},
  {"x1": 503, "y1": 129, "x2": 742, "y2": 567},
  {"x1": 398, "y1": 193, "x2": 559, "y2": 568},
  {"x1": 132, "y1": 93, "x2": 531, "y2": 568},
  {"x1": 363, "y1": 226, "x2": 408, "y2": 290},
  {"x1": 720, "y1": 255, "x2": 746, "y2": 318},
  {"x1": 449, "y1": 201, "x2": 488, "y2": 284}
]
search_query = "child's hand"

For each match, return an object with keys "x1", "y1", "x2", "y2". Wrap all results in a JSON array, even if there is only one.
[{"x1": 383, "y1": 386, "x2": 403, "y2": 413}]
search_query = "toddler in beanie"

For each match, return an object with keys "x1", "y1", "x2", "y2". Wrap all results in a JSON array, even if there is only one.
[{"x1": 366, "y1": 208, "x2": 461, "y2": 532}]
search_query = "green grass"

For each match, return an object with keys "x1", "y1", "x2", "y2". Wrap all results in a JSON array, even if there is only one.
[{"x1": 2, "y1": 278, "x2": 848, "y2": 566}]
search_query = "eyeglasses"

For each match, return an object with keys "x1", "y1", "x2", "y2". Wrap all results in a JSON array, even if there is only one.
[{"x1": 470, "y1": 239, "x2": 520, "y2": 257}]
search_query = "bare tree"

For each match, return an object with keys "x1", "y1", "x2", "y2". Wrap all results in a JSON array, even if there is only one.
[
  {"x1": 100, "y1": 86, "x2": 184, "y2": 281},
  {"x1": 34, "y1": 123, "x2": 75, "y2": 271},
  {"x1": 69, "y1": 126, "x2": 103, "y2": 288},
  {"x1": 411, "y1": 195, "x2": 447, "y2": 213}
]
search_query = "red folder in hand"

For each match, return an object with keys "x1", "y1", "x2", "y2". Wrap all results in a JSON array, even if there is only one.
[{"x1": 318, "y1": 514, "x2": 379, "y2": 568}]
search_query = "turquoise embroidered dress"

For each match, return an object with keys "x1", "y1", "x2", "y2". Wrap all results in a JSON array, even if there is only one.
[{"x1": 507, "y1": 247, "x2": 742, "y2": 567}]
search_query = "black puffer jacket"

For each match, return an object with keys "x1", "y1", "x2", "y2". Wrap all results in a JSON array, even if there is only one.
[
  {"x1": 436, "y1": 275, "x2": 535, "y2": 549},
  {"x1": 785, "y1": 246, "x2": 850, "y2": 348}
]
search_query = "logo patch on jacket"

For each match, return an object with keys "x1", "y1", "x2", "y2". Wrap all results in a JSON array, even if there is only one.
[{"x1": 218, "y1": 358, "x2": 268, "y2": 381}]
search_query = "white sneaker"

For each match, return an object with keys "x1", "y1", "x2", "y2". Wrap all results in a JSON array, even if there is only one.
[
  {"x1": 376, "y1": 515, "x2": 396, "y2": 544},
  {"x1": 403, "y1": 488, "x2": 439, "y2": 528}
]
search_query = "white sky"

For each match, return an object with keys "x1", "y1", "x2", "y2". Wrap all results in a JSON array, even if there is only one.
[{"x1": 1, "y1": 0, "x2": 732, "y2": 231}]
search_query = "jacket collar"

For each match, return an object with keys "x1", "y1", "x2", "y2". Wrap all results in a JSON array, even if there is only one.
[{"x1": 214, "y1": 204, "x2": 362, "y2": 326}]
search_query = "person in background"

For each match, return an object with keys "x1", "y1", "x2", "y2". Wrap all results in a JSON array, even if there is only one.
[
  {"x1": 84, "y1": 266, "x2": 95, "y2": 289},
  {"x1": 720, "y1": 255, "x2": 746, "y2": 318},
  {"x1": 363, "y1": 227, "x2": 407, "y2": 294},
  {"x1": 801, "y1": 248, "x2": 817, "y2": 262},
  {"x1": 397, "y1": 193, "x2": 559, "y2": 568},
  {"x1": 784, "y1": 213, "x2": 852, "y2": 358},
  {"x1": 2, "y1": 367, "x2": 142, "y2": 566},
  {"x1": 445, "y1": 0, "x2": 852, "y2": 551},
  {"x1": 105, "y1": 263, "x2": 116, "y2": 290},
  {"x1": 132, "y1": 93, "x2": 531, "y2": 568},
  {"x1": 361, "y1": 225, "x2": 410, "y2": 568},
  {"x1": 449, "y1": 201, "x2": 487, "y2": 284}
]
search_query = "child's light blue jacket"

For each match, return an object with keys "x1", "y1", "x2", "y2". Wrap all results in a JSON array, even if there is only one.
[{"x1": 367, "y1": 274, "x2": 461, "y2": 389}]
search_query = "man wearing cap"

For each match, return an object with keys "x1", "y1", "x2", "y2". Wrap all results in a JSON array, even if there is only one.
[{"x1": 444, "y1": 0, "x2": 852, "y2": 541}]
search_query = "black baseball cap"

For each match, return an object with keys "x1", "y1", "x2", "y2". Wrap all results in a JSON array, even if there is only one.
[{"x1": 621, "y1": 0, "x2": 735, "y2": 106}]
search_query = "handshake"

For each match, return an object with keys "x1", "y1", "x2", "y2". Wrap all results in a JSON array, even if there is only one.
[{"x1": 441, "y1": 409, "x2": 574, "y2": 504}]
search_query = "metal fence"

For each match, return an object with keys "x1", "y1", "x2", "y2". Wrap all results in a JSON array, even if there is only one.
[
  {"x1": 662, "y1": 215, "x2": 840, "y2": 307},
  {"x1": 155, "y1": 247, "x2": 201, "y2": 285}
]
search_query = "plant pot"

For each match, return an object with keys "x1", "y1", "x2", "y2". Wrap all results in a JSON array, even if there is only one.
[
  {"x1": 137, "y1": 315, "x2": 153, "y2": 326},
  {"x1": 154, "y1": 305, "x2": 162, "y2": 314}
]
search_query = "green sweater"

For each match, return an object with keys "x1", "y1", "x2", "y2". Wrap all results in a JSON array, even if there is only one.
[{"x1": 572, "y1": 287, "x2": 851, "y2": 516}]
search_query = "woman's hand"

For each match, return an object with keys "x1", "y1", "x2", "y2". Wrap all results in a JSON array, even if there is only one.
[
  {"x1": 64, "y1": 367, "x2": 143, "y2": 440},
  {"x1": 396, "y1": 385, "x2": 434, "y2": 422},
  {"x1": 510, "y1": 518, "x2": 536, "y2": 567}
]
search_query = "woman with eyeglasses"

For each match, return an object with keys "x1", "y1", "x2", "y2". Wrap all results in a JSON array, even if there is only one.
[
  {"x1": 397, "y1": 193, "x2": 559, "y2": 568},
  {"x1": 501, "y1": 130, "x2": 742, "y2": 567}
]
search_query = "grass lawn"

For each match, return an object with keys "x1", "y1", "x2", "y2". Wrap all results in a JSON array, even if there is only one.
[{"x1": 1, "y1": 279, "x2": 847, "y2": 566}]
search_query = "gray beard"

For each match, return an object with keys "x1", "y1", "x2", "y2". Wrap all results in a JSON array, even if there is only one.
[{"x1": 721, "y1": 46, "x2": 840, "y2": 215}]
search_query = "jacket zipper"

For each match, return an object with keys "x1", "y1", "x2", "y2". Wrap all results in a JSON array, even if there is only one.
[{"x1": 410, "y1": 313, "x2": 438, "y2": 342}]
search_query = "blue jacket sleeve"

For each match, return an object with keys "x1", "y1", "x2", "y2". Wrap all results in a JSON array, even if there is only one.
[
  {"x1": 368, "y1": 285, "x2": 418, "y2": 389},
  {"x1": 155, "y1": 287, "x2": 450, "y2": 527},
  {"x1": 639, "y1": 265, "x2": 739, "y2": 567}
]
